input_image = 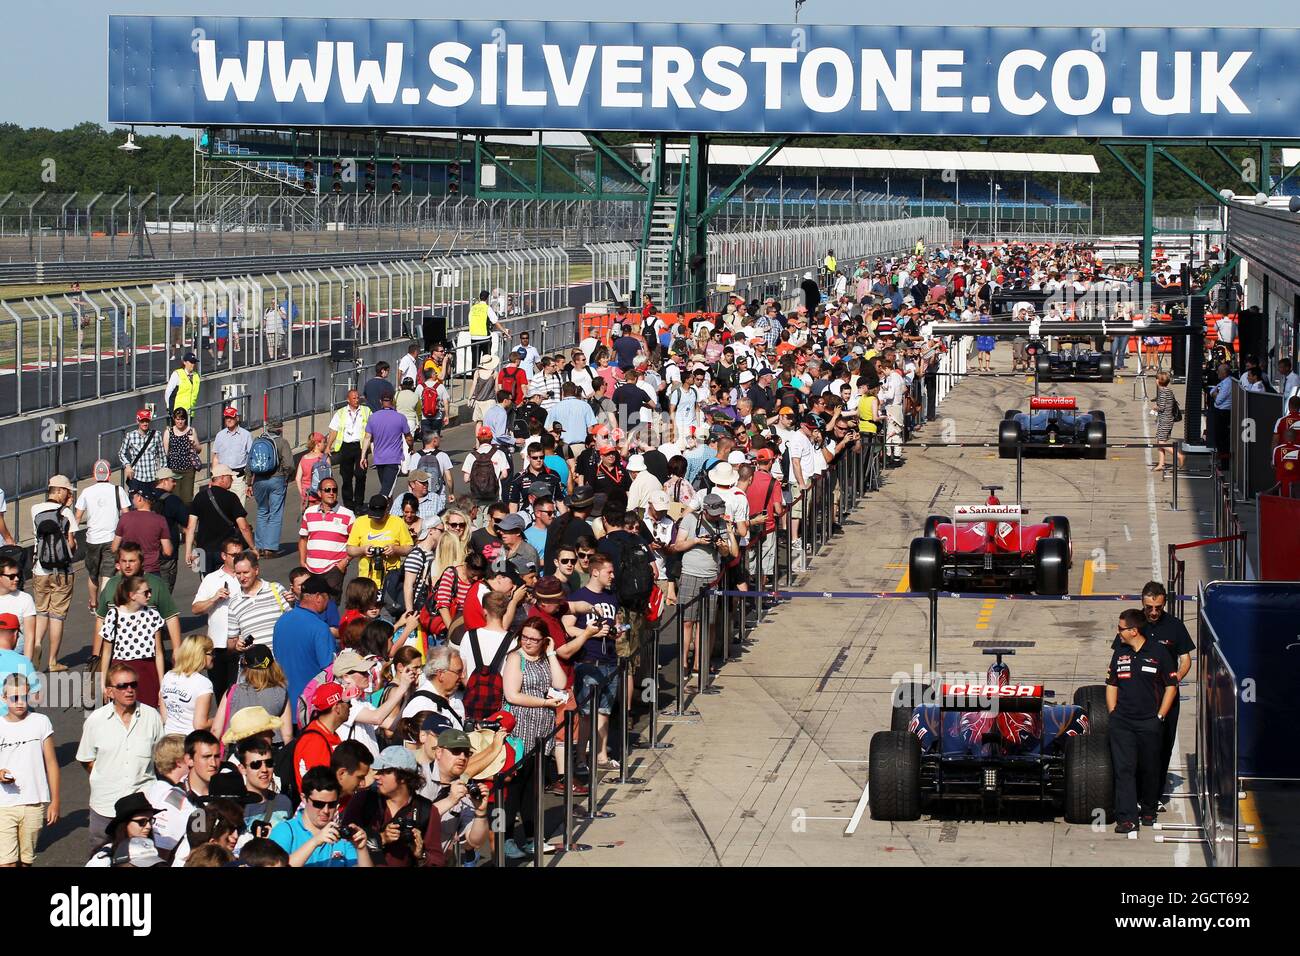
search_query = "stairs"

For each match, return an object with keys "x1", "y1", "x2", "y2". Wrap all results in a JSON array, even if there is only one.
[{"x1": 642, "y1": 194, "x2": 678, "y2": 308}]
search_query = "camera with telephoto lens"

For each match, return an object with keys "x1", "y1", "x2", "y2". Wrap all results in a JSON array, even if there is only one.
[
  {"x1": 466, "y1": 718, "x2": 503, "y2": 732},
  {"x1": 395, "y1": 816, "x2": 421, "y2": 846}
]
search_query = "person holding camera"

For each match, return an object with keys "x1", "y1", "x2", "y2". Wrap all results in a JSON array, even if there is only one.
[
  {"x1": 341, "y1": 746, "x2": 443, "y2": 867},
  {"x1": 667, "y1": 494, "x2": 737, "y2": 680},
  {"x1": 419, "y1": 728, "x2": 492, "y2": 863},
  {"x1": 269, "y1": 765, "x2": 373, "y2": 868}
]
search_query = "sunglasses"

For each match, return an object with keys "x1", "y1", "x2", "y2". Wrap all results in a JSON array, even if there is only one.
[
  {"x1": 0, "y1": 573, "x2": 17, "y2": 580},
  {"x1": 536, "y1": 509, "x2": 555, "y2": 516},
  {"x1": 319, "y1": 487, "x2": 338, "y2": 494},
  {"x1": 448, "y1": 522, "x2": 467, "y2": 530},
  {"x1": 245, "y1": 758, "x2": 273, "y2": 771},
  {"x1": 556, "y1": 557, "x2": 576, "y2": 565},
  {"x1": 577, "y1": 551, "x2": 594, "y2": 559},
  {"x1": 307, "y1": 797, "x2": 340, "y2": 810},
  {"x1": 129, "y1": 817, "x2": 156, "y2": 827},
  {"x1": 111, "y1": 681, "x2": 139, "y2": 690}
]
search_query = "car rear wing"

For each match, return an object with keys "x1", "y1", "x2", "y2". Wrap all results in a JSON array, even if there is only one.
[
  {"x1": 952, "y1": 504, "x2": 1027, "y2": 524},
  {"x1": 1029, "y1": 396, "x2": 1077, "y2": 410},
  {"x1": 940, "y1": 684, "x2": 1045, "y2": 712}
]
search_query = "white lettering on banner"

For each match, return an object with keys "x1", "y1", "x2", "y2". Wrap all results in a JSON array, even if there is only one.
[
  {"x1": 1140, "y1": 50, "x2": 1192, "y2": 116},
  {"x1": 480, "y1": 43, "x2": 498, "y2": 105},
  {"x1": 860, "y1": 49, "x2": 911, "y2": 112},
  {"x1": 543, "y1": 45, "x2": 596, "y2": 107},
  {"x1": 506, "y1": 44, "x2": 546, "y2": 106},
  {"x1": 602, "y1": 46, "x2": 643, "y2": 108},
  {"x1": 427, "y1": 42, "x2": 473, "y2": 107},
  {"x1": 267, "y1": 41, "x2": 333, "y2": 103},
  {"x1": 752, "y1": 47, "x2": 798, "y2": 109},
  {"x1": 801, "y1": 48, "x2": 854, "y2": 113},
  {"x1": 651, "y1": 47, "x2": 696, "y2": 109},
  {"x1": 1051, "y1": 50, "x2": 1105, "y2": 116},
  {"x1": 198, "y1": 39, "x2": 264, "y2": 102},
  {"x1": 920, "y1": 50, "x2": 964, "y2": 111},
  {"x1": 1201, "y1": 51, "x2": 1251, "y2": 114},
  {"x1": 336, "y1": 41, "x2": 402, "y2": 105},
  {"x1": 999, "y1": 50, "x2": 1047, "y2": 116},
  {"x1": 700, "y1": 46, "x2": 746, "y2": 111}
]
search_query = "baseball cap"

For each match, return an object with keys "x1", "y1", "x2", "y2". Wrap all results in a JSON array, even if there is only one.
[
  {"x1": 509, "y1": 556, "x2": 539, "y2": 579},
  {"x1": 312, "y1": 682, "x2": 344, "y2": 714},
  {"x1": 300, "y1": 574, "x2": 331, "y2": 596},
  {"x1": 367, "y1": 494, "x2": 389, "y2": 520},
  {"x1": 778, "y1": 406, "x2": 796, "y2": 417},
  {"x1": 241, "y1": 645, "x2": 273, "y2": 669},
  {"x1": 702, "y1": 493, "x2": 726, "y2": 517},
  {"x1": 408, "y1": 469, "x2": 430, "y2": 483},
  {"x1": 332, "y1": 649, "x2": 370, "y2": 676},
  {"x1": 92, "y1": 459, "x2": 112, "y2": 482},
  {"x1": 497, "y1": 513, "x2": 526, "y2": 533},
  {"x1": 111, "y1": 837, "x2": 166, "y2": 868},
  {"x1": 210, "y1": 464, "x2": 235, "y2": 479},
  {"x1": 726, "y1": 450, "x2": 748, "y2": 466},
  {"x1": 476, "y1": 425, "x2": 494, "y2": 442},
  {"x1": 648, "y1": 490, "x2": 672, "y2": 513},
  {"x1": 437, "y1": 728, "x2": 473, "y2": 750},
  {"x1": 420, "y1": 712, "x2": 452, "y2": 735},
  {"x1": 154, "y1": 468, "x2": 176, "y2": 482},
  {"x1": 372, "y1": 746, "x2": 418, "y2": 773},
  {"x1": 754, "y1": 447, "x2": 776, "y2": 463},
  {"x1": 182, "y1": 351, "x2": 198, "y2": 363},
  {"x1": 800, "y1": 413, "x2": 821, "y2": 429},
  {"x1": 222, "y1": 406, "x2": 239, "y2": 418},
  {"x1": 136, "y1": 408, "x2": 152, "y2": 422},
  {"x1": 0, "y1": 613, "x2": 19, "y2": 631}
]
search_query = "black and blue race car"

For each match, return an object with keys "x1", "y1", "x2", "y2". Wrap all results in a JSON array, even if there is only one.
[
  {"x1": 869, "y1": 650, "x2": 1112, "y2": 823},
  {"x1": 998, "y1": 395, "x2": 1107, "y2": 460},
  {"x1": 1034, "y1": 342, "x2": 1115, "y2": 382}
]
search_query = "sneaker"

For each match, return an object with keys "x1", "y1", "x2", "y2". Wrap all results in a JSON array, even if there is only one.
[
  {"x1": 1114, "y1": 820, "x2": 1139, "y2": 834},
  {"x1": 503, "y1": 839, "x2": 528, "y2": 861},
  {"x1": 547, "y1": 777, "x2": 589, "y2": 796},
  {"x1": 1139, "y1": 814, "x2": 1157, "y2": 827}
]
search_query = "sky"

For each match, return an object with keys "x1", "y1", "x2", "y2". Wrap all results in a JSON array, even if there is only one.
[{"x1": 2, "y1": 1, "x2": 1297, "y2": 131}]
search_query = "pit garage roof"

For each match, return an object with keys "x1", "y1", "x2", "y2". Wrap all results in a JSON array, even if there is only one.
[{"x1": 632, "y1": 144, "x2": 1098, "y2": 174}]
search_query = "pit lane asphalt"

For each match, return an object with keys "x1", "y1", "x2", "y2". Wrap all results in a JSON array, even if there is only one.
[{"x1": 560, "y1": 344, "x2": 1222, "y2": 868}]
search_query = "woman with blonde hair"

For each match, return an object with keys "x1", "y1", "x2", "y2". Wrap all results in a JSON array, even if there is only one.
[
  {"x1": 433, "y1": 509, "x2": 470, "y2": 577},
  {"x1": 1151, "y1": 370, "x2": 1186, "y2": 476},
  {"x1": 212, "y1": 645, "x2": 292, "y2": 745},
  {"x1": 160, "y1": 635, "x2": 214, "y2": 735}
]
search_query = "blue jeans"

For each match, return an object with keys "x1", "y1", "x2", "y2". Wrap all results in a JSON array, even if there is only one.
[
  {"x1": 575, "y1": 661, "x2": 618, "y2": 717},
  {"x1": 375, "y1": 463, "x2": 400, "y2": 500},
  {"x1": 1112, "y1": 334, "x2": 1130, "y2": 367},
  {"x1": 252, "y1": 475, "x2": 287, "y2": 551}
]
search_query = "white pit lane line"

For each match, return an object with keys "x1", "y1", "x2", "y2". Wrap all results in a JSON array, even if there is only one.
[
  {"x1": 1140, "y1": 398, "x2": 1189, "y2": 866},
  {"x1": 845, "y1": 780, "x2": 872, "y2": 836}
]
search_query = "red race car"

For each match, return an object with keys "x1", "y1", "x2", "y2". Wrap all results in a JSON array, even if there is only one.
[{"x1": 909, "y1": 485, "x2": 1071, "y2": 594}]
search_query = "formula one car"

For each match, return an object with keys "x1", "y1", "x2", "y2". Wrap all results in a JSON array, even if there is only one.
[
  {"x1": 908, "y1": 486, "x2": 1071, "y2": 595},
  {"x1": 999, "y1": 396, "x2": 1107, "y2": 460},
  {"x1": 870, "y1": 650, "x2": 1113, "y2": 823},
  {"x1": 1033, "y1": 342, "x2": 1115, "y2": 382}
]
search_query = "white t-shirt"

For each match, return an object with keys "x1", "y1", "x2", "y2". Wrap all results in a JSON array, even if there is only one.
[
  {"x1": 461, "y1": 445, "x2": 511, "y2": 482},
  {"x1": 459, "y1": 627, "x2": 515, "y2": 677},
  {"x1": 0, "y1": 712, "x2": 53, "y2": 806},
  {"x1": 29, "y1": 503, "x2": 78, "y2": 576},
  {"x1": 578, "y1": 337, "x2": 599, "y2": 361},
  {"x1": 337, "y1": 698, "x2": 383, "y2": 761},
  {"x1": 193, "y1": 568, "x2": 239, "y2": 649},
  {"x1": 75, "y1": 482, "x2": 131, "y2": 545},
  {"x1": 144, "y1": 779, "x2": 192, "y2": 853},
  {"x1": 160, "y1": 670, "x2": 214, "y2": 735},
  {"x1": 401, "y1": 679, "x2": 466, "y2": 724},
  {"x1": 783, "y1": 431, "x2": 818, "y2": 486}
]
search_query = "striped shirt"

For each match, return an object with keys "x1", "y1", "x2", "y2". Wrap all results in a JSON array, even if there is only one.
[
  {"x1": 119, "y1": 429, "x2": 164, "y2": 482},
  {"x1": 227, "y1": 581, "x2": 290, "y2": 647},
  {"x1": 298, "y1": 505, "x2": 356, "y2": 575},
  {"x1": 528, "y1": 371, "x2": 565, "y2": 412}
]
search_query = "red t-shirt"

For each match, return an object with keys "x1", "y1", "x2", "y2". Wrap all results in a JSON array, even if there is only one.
[
  {"x1": 744, "y1": 470, "x2": 782, "y2": 534},
  {"x1": 460, "y1": 582, "x2": 491, "y2": 630},
  {"x1": 497, "y1": 366, "x2": 527, "y2": 405},
  {"x1": 293, "y1": 719, "x2": 341, "y2": 792},
  {"x1": 114, "y1": 510, "x2": 171, "y2": 572}
]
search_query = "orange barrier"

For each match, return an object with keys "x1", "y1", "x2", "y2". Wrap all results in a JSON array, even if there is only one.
[{"x1": 578, "y1": 311, "x2": 720, "y2": 347}]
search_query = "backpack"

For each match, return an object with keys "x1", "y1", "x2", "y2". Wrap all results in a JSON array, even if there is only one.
[
  {"x1": 381, "y1": 563, "x2": 407, "y2": 619},
  {"x1": 274, "y1": 727, "x2": 329, "y2": 805},
  {"x1": 249, "y1": 435, "x2": 279, "y2": 476},
  {"x1": 421, "y1": 384, "x2": 440, "y2": 420},
  {"x1": 616, "y1": 539, "x2": 656, "y2": 612},
  {"x1": 295, "y1": 664, "x2": 336, "y2": 730},
  {"x1": 468, "y1": 450, "x2": 500, "y2": 501},
  {"x1": 309, "y1": 456, "x2": 332, "y2": 495},
  {"x1": 462, "y1": 630, "x2": 514, "y2": 724},
  {"x1": 34, "y1": 509, "x2": 73, "y2": 573},
  {"x1": 416, "y1": 453, "x2": 447, "y2": 497}
]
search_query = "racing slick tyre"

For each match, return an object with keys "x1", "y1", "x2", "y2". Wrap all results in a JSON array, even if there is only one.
[
  {"x1": 1064, "y1": 733, "x2": 1115, "y2": 824},
  {"x1": 1033, "y1": 537, "x2": 1069, "y2": 595},
  {"x1": 998, "y1": 420, "x2": 1023, "y2": 460},
  {"x1": 908, "y1": 537, "x2": 943, "y2": 593},
  {"x1": 1072, "y1": 684, "x2": 1111, "y2": 738},
  {"x1": 1085, "y1": 422, "x2": 1107, "y2": 460},
  {"x1": 923, "y1": 514, "x2": 946, "y2": 538},
  {"x1": 891, "y1": 682, "x2": 925, "y2": 732},
  {"x1": 1098, "y1": 355, "x2": 1115, "y2": 380},
  {"x1": 869, "y1": 731, "x2": 923, "y2": 821},
  {"x1": 1003, "y1": 409, "x2": 1020, "y2": 421},
  {"x1": 1036, "y1": 356, "x2": 1052, "y2": 380},
  {"x1": 1088, "y1": 409, "x2": 1106, "y2": 424},
  {"x1": 1044, "y1": 515, "x2": 1072, "y2": 566}
]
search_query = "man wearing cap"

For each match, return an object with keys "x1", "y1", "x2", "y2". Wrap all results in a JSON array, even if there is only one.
[
  {"x1": 0, "y1": 619, "x2": 42, "y2": 716},
  {"x1": 361, "y1": 391, "x2": 413, "y2": 501},
  {"x1": 273, "y1": 575, "x2": 337, "y2": 723},
  {"x1": 625, "y1": 454, "x2": 663, "y2": 514},
  {"x1": 163, "y1": 351, "x2": 201, "y2": 418},
  {"x1": 326, "y1": 390, "x2": 372, "y2": 514},
  {"x1": 153, "y1": 469, "x2": 197, "y2": 591},
  {"x1": 28, "y1": 475, "x2": 78, "y2": 672},
  {"x1": 191, "y1": 466, "x2": 254, "y2": 574},
  {"x1": 75, "y1": 459, "x2": 131, "y2": 611},
  {"x1": 111, "y1": 487, "x2": 172, "y2": 575},
  {"x1": 346, "y1": 494, "x2": 413, "y2": 586},
  {"x1": 211, "y1": 406, "x2": 254, "y2": 501},
  {"x1": 497, "y1": 513, "x2": 541, "y2": 570},
  {"x1": 77, "y1": 660, "x2": 165, "y2": 851},
  {"x1": 419, "y1": 727, "x2": 492, "y2": 860},
  {"x1": 341, "y1": 745, "x2": 443, "y2": 867},
  {"x1": 293, "y1": 682, "x2": 350, "y2": 793},
  {"x1": 462, "y1": 428, "x2": 510, "y2": 520},
  {"x1": 120, "y1": 409, "x2": 165, "y2": 497}
]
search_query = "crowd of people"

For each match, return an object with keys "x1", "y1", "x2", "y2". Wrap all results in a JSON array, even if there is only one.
[{"x1": 1, "y1": 238, "x2": 1262, "y2": 868}]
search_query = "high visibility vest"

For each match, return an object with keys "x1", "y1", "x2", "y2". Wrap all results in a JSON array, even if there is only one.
[
  {"x1": 469, "y1": 301, "x2": 491, "y2": 337},
  {"x1": 330, "y1": 404, "x2": 371, "y2": 452},
  {"x1": 173, "y1": 369, "x2": 201, "y2": 413},
  {"x1": 824, "y1": 255, "x2": 837, "y2": 273}
]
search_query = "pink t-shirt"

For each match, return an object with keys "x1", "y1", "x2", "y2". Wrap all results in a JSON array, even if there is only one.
[{"x1": 297, "y1": 453, "x2": 324, "y2": 501}]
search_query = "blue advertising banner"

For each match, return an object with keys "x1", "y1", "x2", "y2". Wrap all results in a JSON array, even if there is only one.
[{"x1": 108, "y1": 17, "x2": 1300, "y2": 138}]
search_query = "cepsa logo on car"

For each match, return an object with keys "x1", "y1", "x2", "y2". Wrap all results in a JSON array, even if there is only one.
[{"x1": 941, "y1": 684, "x2": 1043, "y2": 697}]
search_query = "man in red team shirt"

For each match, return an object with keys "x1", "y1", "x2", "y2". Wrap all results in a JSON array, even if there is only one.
[{"x1": 293, "y1": 682, "x2": 349, "y2": 793}]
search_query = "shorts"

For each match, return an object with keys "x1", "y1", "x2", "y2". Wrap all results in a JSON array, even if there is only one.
[
  {"x1": 677, "y1": 572, "x2": 714, "y2": 623},
  {"x1": 84, "y1": 541, "x2": 113, "y2": 583},
  {"x1": 789, "y1": 490, "x2": 807, "y2": 524},
  {"x1": 616, "y1": 609, "x2": 644, "y2": 671},
  {"x1": 0, "y1": 804, "x2": 46, "y2": 864},
  {"x1": 32, "y1": 573, "x2": 73, "y2": 620},
  {"x1": 575, "y1": 661, "x2": 618, "y2": 716}
]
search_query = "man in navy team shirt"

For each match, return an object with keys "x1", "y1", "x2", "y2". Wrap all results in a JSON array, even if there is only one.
[{"x1": 562, "y1": 554, "x2": 621, "y2": 771}]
